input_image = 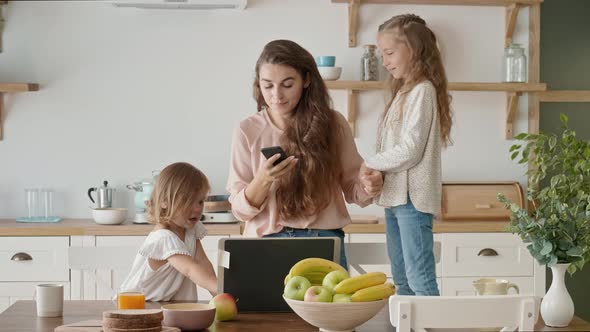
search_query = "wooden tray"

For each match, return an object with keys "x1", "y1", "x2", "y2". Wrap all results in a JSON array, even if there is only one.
[{"x1": 55, "y1": 320, "x2": 180, "y2": 332}]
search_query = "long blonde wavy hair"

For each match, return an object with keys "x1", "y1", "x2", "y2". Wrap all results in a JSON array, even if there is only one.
[
  {"x1": 253, "y1": 40, "x2": 342, "y2": 221},
  {"x1": 378, "y1": 14, "x2": 453, "y2": 146}
]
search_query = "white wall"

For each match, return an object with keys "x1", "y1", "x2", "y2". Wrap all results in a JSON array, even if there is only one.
[{"x1": 0, "y1": 0, "x2": 529, "y2": 219}]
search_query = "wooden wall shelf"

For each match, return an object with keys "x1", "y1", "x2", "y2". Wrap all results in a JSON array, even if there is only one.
[
  {"x1": 325, "y1": 80, "x2": 546, "y2": 138},
  {"x1": 332, "y1": 0, "x2": 542, "y2": 47},
  {"x1": 0, "y1": 83, "x2": 40, "y2": 140},
  {"x1": 539, "y1": 90, "x2": 590, "y2": 103}
]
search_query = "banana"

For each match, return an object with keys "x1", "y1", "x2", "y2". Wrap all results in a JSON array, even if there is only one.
[
  {"x1": 351, "y1": 282, "x2": 395, "y2": 302},
  {"x1": 289, "y1": 258, "x2": 346, "y2": 277},
  {"x1": 333, "y1": 272, "x2": 387, "y2": 294}
]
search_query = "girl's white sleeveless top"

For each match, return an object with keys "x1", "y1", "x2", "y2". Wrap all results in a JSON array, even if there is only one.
[{"x1": 117, "y1": 222, "x2": 208, "y2": 301}]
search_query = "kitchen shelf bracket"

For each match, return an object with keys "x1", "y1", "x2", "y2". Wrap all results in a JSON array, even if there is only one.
[
  {"x1": 505, "y1": 3, "x2": 520, "y2": 47},
  {"x1": 0, "y1": 83, "x2": 40, "y2": 140},
  {"x1": 347, "y1": 0, "x2": 360, "y2": 47},
  {"x1": 0, "y1": 1, "x2": 6, "y2": 52}
]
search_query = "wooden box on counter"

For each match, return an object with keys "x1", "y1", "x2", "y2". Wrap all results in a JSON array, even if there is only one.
[{"x1": 441, "y1": 182, "x2": 524, "y2": 221}]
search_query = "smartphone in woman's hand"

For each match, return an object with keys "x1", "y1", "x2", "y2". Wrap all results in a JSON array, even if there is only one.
[{"x1": 261, "y1": 146, "x2": 288, "y2": 166}]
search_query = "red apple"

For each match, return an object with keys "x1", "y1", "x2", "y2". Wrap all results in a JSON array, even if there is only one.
[
  {"x1": 304, "y1": 286, "x2": 333, "y2": 302},
  {"x1": 209, "y1": 293, "x2": 238, "y2": 321}
]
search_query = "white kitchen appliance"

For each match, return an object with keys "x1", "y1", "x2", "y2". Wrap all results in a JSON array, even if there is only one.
[{"x1": 126, "y1": 171, "x2": 159, "y2": 224}]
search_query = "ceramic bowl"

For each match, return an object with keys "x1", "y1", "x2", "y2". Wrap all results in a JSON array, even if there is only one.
[
  {"x1": 315, "y1": 56, "x2": 336, "y2": 67},
  {"x1": 318, "y1": 66, "x2": 342, "y2": 80},
  {"x1": 91, "y1": 208, "x2": 127, "y2": 225},
  {"x1": 162, "y1": 303, "x2": 216, "y2": 331},
  {"x1": 283, "y1": 296, "x2": 387, "y2": 332}
]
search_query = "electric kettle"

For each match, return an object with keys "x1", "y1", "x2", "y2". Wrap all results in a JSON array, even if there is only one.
[{"x1": 88, "y1": 180, "x2": 114, "y2": 208}]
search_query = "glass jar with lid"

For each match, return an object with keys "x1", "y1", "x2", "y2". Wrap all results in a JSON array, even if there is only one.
[
  {"x1": 361, "y1": 44, "x2": 379, "y2": 81},
  {"x1": 502, "y1": 43, "x2": 527, "y2": 82}
]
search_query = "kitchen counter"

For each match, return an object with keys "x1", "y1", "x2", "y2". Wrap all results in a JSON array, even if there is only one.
[
  {"x1": 1, "y1": 300, "x2": 589, "y2": 332},
  {"x1": 0, "y1": 216, "x2": 510, "y2": 236}
]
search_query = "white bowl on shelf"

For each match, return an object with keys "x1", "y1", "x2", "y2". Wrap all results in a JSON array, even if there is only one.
[
  {"x1": 91, "y1": 208, "x2": 128, "y2": 225},
  {"x1": 318, "y1": 66, "x2": 342, "y2": 80}
]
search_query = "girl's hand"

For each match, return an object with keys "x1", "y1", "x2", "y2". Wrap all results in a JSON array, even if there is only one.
[
  {"x1": 360, "y1": 162, "x2": 384, "y2": 197},
  {"x1": 255, "y1": 153, "x2": 298, "y2": 185}
]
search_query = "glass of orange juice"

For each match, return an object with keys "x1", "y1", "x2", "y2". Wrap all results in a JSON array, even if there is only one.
[{"x1": 117, "y1": 289, "x2": 145, "y2": 310}]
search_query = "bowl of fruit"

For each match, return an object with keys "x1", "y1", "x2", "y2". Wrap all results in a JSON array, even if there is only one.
[{"x1": 283, "y1": 258, "x2": 395, "y2": 332}]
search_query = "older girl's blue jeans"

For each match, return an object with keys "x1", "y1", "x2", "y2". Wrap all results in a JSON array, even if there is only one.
[
  {"x1": 385, "y1": 197, "x2": 439, "y2": 296},
  {"x1": 263, "y1": 227, "x2": 348, "y2": 269}
]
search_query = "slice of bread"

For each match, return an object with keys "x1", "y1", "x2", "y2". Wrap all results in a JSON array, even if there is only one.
[
  {"x1": 102, "y1": 316, "x2": 161, "y2": 329},
  {"x1": 102, "y1": 309, "x2": 163, "y2": 321}
]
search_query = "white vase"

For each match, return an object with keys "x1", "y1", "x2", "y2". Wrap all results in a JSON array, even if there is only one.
[{"x1": 541, "y1": 263, "x2": 575, "y2": 327}]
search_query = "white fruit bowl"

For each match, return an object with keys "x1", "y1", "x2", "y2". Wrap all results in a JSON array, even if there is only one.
[
  {"x1": 91, "y1": 208, "x2": 128, "y2": 225},
  {"x1": 283, "y1": 295, "x2": 387, "y2": 332}
]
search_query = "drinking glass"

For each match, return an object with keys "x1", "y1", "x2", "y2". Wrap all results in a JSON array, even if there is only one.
[{"x1": 25, "y1": 188, "x2": 39, "y2": 220}]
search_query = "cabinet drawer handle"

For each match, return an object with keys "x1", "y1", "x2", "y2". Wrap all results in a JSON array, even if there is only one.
[
  {"x1": 477, "y1": 248, "x2": 498, "y2": 256},
  {"x1": 10, "y1": 252, "x2": 33, "y2": 261},
  {"x1": 475, "y1": 204, "x2": 492, "y2": 209}
]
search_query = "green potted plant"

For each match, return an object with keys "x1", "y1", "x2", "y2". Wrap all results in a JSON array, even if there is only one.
[{"x1": 498, "y1": 114, "x2": 590, "y2": 327}]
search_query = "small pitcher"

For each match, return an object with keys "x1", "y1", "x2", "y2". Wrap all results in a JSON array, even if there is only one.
[{"x1": 473, "y1": 278, "x2": 520, "y2": 295}]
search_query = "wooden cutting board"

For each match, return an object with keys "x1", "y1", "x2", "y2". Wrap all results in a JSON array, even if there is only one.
[{"x1": 54, "y1": 320, "x2": 180, "y2": 332}]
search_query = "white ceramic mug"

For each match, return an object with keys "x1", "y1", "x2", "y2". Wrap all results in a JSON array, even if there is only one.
[
  {"x1": 35, "y1": 284, "x2": 63, "y2": 317},
  {"x1": 473, "y1": 278, "x2": 520, "y2": 295}
]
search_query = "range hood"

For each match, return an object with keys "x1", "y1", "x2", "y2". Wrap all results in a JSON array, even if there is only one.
[{"x1": 110, "y1": 0, "x2": 247, "y2": 10}]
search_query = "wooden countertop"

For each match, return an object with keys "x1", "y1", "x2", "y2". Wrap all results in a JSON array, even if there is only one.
[
  {"x1": 1, "y1": 300, "x2": 589, "y2": 332},
  {"x1": 0, "y1": 216, "x2": 510, "y2": 236},
  {"x1": 0, "y1": 219, "x2": 242, "y2": 236}
]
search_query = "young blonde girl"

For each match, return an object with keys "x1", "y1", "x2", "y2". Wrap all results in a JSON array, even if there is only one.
[
  {"x1": 363, "y1": 14, "x2": 452, "y2": 296},
  {"x1": 118, "y1": 162, "x2": 217, "y2": 301}
]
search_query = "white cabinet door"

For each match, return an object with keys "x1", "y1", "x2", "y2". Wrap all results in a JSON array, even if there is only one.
[
  {"x1": 0, "y1": 282, "x2": 70, "y2": 314},
  {"x1": 441, "y1": 233, "x2": 534, "y2": 277},
  {"x1": 0, "y1": 237, "x2": 69, "y2": 282}
]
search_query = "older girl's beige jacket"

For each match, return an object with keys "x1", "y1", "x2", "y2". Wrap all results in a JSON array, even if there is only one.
[{"x1": 365, "y1": 80, "x2": 442, "y2": 215}]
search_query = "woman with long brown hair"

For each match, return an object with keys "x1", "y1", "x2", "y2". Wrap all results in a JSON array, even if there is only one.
[
  {"x1": 226, "y1": 39, "x2": 383, "y2": 268},
  {"x1": 364, "y1": 14, "x2": 453, "y2": 296}
]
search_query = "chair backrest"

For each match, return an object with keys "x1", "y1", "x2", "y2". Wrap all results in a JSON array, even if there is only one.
[
  {"x1": 68, "y1": 247, "x2": 138, "y2": 270},
  {"x1": 389, "y1": 295, "x2": 540, "y2": 332}
]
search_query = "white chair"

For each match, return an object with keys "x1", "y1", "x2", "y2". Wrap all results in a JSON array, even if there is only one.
[
  {"x1": 68, "y1": 246, "x2": 138, "y2": 299},
  {"x1": 390, "y1": 294, "x2": 540, "y2": 332}
]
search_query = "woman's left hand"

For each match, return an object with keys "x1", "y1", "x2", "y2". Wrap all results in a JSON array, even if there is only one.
[{"x1": 360, "y1": 163, "x2": 384, "y2": 197}]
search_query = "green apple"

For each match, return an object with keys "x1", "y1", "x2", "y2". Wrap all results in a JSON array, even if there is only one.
[
  {"x1": 209, "y1": 293, "x2": 238, "y2": 321},
  {"x1": 333, "y1": 293, "x2": 353, "y2": 303},
  {"x1": 304, "y1": 286, "x2": 333, "y2": 302},
  {"x1": 322, "y1": 270, "x2": 349, "y2": 292},
  {"x1": 284, "y1": 276, "x2": 312, "y2": 301}
]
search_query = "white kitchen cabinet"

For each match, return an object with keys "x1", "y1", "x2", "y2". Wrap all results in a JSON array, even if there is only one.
[
  {"x1": 347, "y1": 233, "x2": 442, "y2": 278},
  {"x1": 0, "y1": 236, "x2": 71, "y2": 313},
  {"x1": 0, "y1": 282, "x2": 70, "y2": 313},
  {"x1": 347, "y1": 232, "x2": 544, "y2": 297},
  {"x1": 0, "y1": 236, "x2": 69, "y2": 282}
]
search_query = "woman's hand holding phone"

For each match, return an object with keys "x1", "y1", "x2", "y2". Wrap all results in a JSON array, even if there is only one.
[{"x1": 256, "y1": 148, "x2": 298, "y2": 184}]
